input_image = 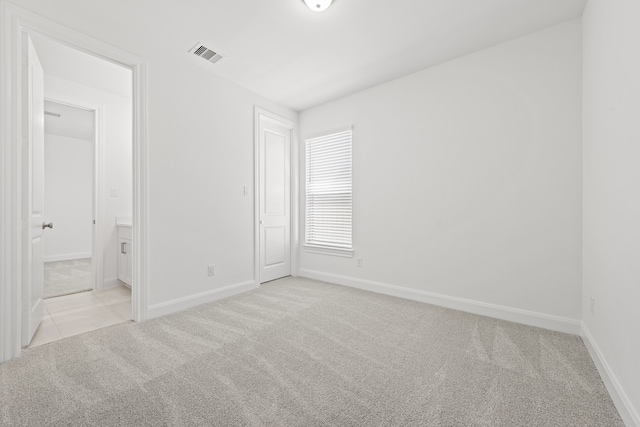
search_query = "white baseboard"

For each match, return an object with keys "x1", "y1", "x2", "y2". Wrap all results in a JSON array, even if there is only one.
[
  {"x1": 298, "y1": 269, "x2": 581, "y2": 335},
  {"x1": 582, "y1": 324, "x2": 639, "y2": 427},
  {"x1": 148, "y1": 280, "x2": 258, "y2": 319},
  {"x1": 102, "y1": 277, "x2": 122, "y2": 290},
  {"x1": 44, "y1": 252, "x2": 92, "y2": 263}
]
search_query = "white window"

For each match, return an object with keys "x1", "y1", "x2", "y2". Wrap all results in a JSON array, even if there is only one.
[{"x1": 304, "y1": 129, "x2": 353, "y2": 256}]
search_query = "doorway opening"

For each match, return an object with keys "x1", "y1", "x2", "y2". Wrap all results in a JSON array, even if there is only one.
[
  {"x1": 22, "y1": 32, "x2": 134, "y2": 348},
  {"x1": 43, "y1": 100, "x2": 95, "y2": 299},
  {"x1": 0, "y1": 3, "x2": 149, "y2": 362}
]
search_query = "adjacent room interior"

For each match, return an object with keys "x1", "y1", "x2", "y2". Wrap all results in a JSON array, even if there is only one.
[
  {"x1": 0, "y1": 0, "x2": 638, "y2": 426},
  {"x1": 24, "y1": 33, "x2": 134, "y2": 347}
]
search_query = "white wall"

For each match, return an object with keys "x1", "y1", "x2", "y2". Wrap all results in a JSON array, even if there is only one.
[
  {"x1": 44, "y1": 75, "x2": 132, "y2": 287},
  {"x1": 11, "y1": 0, "x2": 297, "y2": 313},
  {"x1": 43, "y1": 133, "x2": 93, "y2": 262},
  {"x1": 582, "y1": 0, "x2": 640, "y2": 425},
  {"x1": 147, "y1": 54, "x2": 296, "y2": 310},
  {"x1": 299, "y1": 20, "x2": 583, "y2": 332}
]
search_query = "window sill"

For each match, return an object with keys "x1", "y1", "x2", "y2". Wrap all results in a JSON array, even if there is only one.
[{"x1": 303, "y1": 245, "x2": 354, "y2": 258}]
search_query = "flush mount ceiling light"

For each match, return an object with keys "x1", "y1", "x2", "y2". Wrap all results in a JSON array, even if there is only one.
[{"x1": 303, "y1": 0, "x2": 333, "y2": 12}]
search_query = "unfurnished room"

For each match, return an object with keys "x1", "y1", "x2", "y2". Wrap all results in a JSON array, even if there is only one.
[{"x1": 0, "y1": 0, "x2": 639, "y2": 426}]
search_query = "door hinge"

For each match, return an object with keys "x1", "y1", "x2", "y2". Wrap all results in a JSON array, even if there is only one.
[{"x1": 93, "y1": 220, "x2": 96, "y2": 225}]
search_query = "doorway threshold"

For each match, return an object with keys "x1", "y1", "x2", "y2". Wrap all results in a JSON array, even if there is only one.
[{"x1": 27, "y1": 286, "x2": 132, "y2": 349}]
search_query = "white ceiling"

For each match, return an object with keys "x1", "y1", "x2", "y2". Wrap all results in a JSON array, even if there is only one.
[
  {"x1": 31, "y1": 34, "x2": 132, "y2": 99},
  {"x1": 163, "y1": 0, "x2": 588, "y2": 111},
  {"x1": 20, "y1": 0, "x2": 587, "y2": 111},
  {"x1": 44, "y1": 100, "x2": 94, "y2": 141}
]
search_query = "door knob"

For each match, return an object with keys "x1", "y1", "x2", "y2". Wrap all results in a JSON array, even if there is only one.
[
  {"x1": 42, "y1": 222, "x2": 53, "y2": 229},
  {"x1": 260, "y1": 220, "x2": 264, "y2": 225}
]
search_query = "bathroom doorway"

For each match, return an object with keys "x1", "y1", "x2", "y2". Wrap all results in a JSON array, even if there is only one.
[
  {"x1": 0, "y1": 3, "x2": 149, "y2": 362},
  {"x1": 43, "y1": 100, "x2": 95, "y2": 299},
  {"x1": 23, "y1": 33, "x2": 134, "y2": 348}
]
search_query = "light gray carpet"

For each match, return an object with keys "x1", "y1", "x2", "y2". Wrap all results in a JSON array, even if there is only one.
[
  {"x1": 0, "y1": 277, "x2": 623, "y2": 426},
  {"x1": 44, "y1": 258, "x2": 92, "y2": 299}
]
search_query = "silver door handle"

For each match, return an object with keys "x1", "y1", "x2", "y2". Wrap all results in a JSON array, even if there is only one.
[
  {"x1": 259, "y1": 220, "x2": 264, "y2": 225},
  {"x1": 42, "y1": 222, "x2": 53, "y2": 229},
  {"x1": 121, "y1": 242, "x2": 127, "y2": 254}
]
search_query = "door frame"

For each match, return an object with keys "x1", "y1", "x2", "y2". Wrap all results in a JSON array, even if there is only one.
[
  {"x1": 43, "y1": 97, "x2": 105, "y2": 292},
  {"x1": 0, "y1": 2, "x2": 149, "y2": 363},
  {"x1": 253, "y1": 107, "x2": 299, "y2": 285}
]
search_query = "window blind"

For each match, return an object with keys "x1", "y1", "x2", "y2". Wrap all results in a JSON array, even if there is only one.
[{"x1": 305, "y1": 129, "x2": 352, "y2": 250}]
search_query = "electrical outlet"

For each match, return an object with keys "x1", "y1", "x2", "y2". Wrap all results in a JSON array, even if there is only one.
[
  {"x1": 110, "y1": 187, "x2": 118, "y2": 197},
  {"x1": 208, "y1": 264, "x2": 216, "y2": 277},
  {"x1": 356, "y1": 257, "x2": 363, "y2": 267},
  {"x1": 590, "y1": 297, "x2": 595, "y2": 315}
]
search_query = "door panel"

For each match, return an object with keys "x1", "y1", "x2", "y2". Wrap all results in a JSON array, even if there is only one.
[
  {"x1": 30, "y1": 236, "x2": 44, "y2": 312},
  {"x1": 259, "y1": 117, "x2": 291, "y2": 283},
  {"x1": 265, "y1": 226, "x2": 286, "y2": 267},
  {"x1": 22, "y1": 34, "x2": 45, "y2": 346},
  {"x1": 265, "y1": 131, "x2": 286, "y2": 214}
]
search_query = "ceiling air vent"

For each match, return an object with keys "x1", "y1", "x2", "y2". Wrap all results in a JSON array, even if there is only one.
[{"x1": 189, "y1": 42, "x2": 224, "y2": 64}]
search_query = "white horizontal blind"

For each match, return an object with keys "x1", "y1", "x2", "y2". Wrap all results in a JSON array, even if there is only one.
[{"x1": 305, "y1": 129, "x2": 352, "y2": 249}]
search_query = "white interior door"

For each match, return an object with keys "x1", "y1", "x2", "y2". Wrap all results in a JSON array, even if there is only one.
[
  {"x1": 22, "y1": 34, "x2": 45, "y2": 346},
  {"x1": 259, "y1": 116, "x2": 291, "y2": 283}
]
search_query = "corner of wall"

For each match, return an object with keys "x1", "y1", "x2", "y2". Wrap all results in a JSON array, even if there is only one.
[{"x1": 581, "y1": 323, "x2": 640, "y2": 427}]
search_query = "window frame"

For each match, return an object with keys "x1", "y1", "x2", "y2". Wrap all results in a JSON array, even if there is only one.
[{"x1": 303, "y1": 127, "x2": 354, "y2": 258}]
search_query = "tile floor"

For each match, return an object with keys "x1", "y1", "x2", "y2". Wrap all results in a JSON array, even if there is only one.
[{"x1": 27, "y1": 285, "x2": 132, "y2": 349}]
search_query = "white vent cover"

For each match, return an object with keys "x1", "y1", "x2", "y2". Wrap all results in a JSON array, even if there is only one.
[{"x1": 189, "y1": 42, "x2": 224, "y2": 64}]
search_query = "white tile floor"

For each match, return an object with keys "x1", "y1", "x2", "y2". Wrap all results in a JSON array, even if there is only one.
[{"x1": 27, "y1": 285, "x2": 132, "y2": 349}]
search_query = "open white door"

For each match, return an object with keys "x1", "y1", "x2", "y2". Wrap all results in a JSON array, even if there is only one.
[
  {"x1": 21, "y1": 34, "x2": 46, "y2": 346},
  {"x1": 258, "y1": 114, "x2": 291, "y2": 283}
]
